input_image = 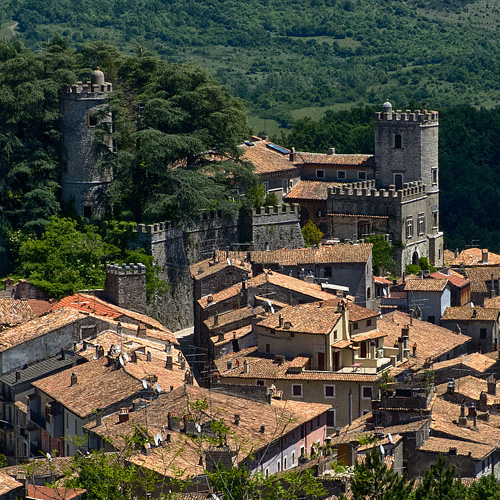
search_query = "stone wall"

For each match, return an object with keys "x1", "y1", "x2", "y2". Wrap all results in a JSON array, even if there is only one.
[{"x1": 105, "y1": 263, "x2": 147, "y2": 314}]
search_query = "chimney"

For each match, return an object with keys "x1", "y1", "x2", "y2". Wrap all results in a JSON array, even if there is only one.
[
  {"x1": 96, "y1": 413, "x2": 102, "y2": 427},
  {"x1": 146, "y1": 351, "x2": 152, "y2": 362},
  {"x1": 119, "y1": 408, "x2": 129, "y2": 423},
  {"x1": 447, "y1": 379, "x2": 455, "y2": 395},
  {"x1": 487, "y1": 376, "x2": 496, "y2": 395},
  {"x1": 234, "y1": 414, "x2": 240, "y2": 426},
  {"x1": 166, "y1": 356, "x2": 173, "y2": 370},
  {"x1": 260, "y1": 425, "x2": 265, "y2": 433},
  {"x1": 483, "y1": 249, "x2": 489, "y2": 264},
  {"x1": 166, "y1": 433, "x2": 171, "y2": 443},
  {"x1": 137, "y1": 324, "x2": 147, "y2": 337},
  {"x1": 214, "y1": 311, "x2": 219, "y2": 326},
  {"x1": 289, "y1": 147, "x2": 297, "y2": 162},
  {"x1": 458, "y1": 401, "x2": 467, "y2": 427},
  {"x1": 15, "y1": 371, "x2": 21, "y2": 383},
  {"x1": 278, "y1": 314, "x2": 284, "y2": 328},
  {"x1": 227, "y1": 360, "x2": 233, "y2": 371},
  {"x1": 378, "y1": 261, "x2": 383, "y2": 277},
  {"x1": 60, "y1": 348, "x2": 65, "y2": 360},
  {"x1": 70, "y1": 372, "x2": 78, "y2": 386},
  {"x1": 180, "y1": 359, "x2": 186, "y2": 371},
  {"x1": 243, "y1": 360, "x2": 249, "y2": 373},
  {"x1": 472, "y1": 309, "x2": 478, "y2": 318},
  {"x1": 95, "y1": 344, "x2": 101, "y2": 359},
  {"x1": 468, "y1": 403, "x2": 476, "y2": 418},
  {"x1": 319, "y1": 301, "x2": 323, "y2": 308},
  {"x1": 412, "y1": 342, "x2": 417, "y2": 357},
  {"x1": 328, "y1": 147, "x2": 335, "y2": 155},
  {"x1": 398, "y1": 338, "x2": 404, "y2": 361},
  {"x1": 448, "y1": 447, "x2": 457, "y2": 456},
  {"x1": 218, "y1": 332, "x2": 225, "y2": 342},
  {"x1": 165, "y1": 342, "x2": 172, "y2": 354}
]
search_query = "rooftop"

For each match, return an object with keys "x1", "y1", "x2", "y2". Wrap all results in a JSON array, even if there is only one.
[
  {"x1": 297, "y1": 152, "x2": 374, "y2": 167},
  {"x1": 0, "y1": 472, "x2": 22, "y2": 496},
  {"x1": 431, "y1": 352, "x2": 496, "y2": 374},
  {"x1": 190, "y1": 256, "x2": 251, "y2": 281},
  {"x1": 404, "y1": 278, "x2": 448, "y2": 292},
  {"x1": 32, "y1": 357, "x2": 144, "y2": 419},
  {"x1": 0, "y1": 298, "x2": 36, "y2": 328},
  {"x1": 418, "y1": 436, "x2": 493, "y2": 460},
  {"x1": 203, "y1": 305, "x2": 264, "y2": 332},
  {"x1": 249, "y1": 243, "x2": 373, "y2": 266},
  {"x1": 451, "y1": 248, "x2": 500, "y2": 267},
  {"x1": 463, "y1": 267, "x2": 500, "y2": 294},
  {"x1": 239, "y1": 139, "x2": 298, "y2": 177},
  {"x1": 27, "y1": 485, "x2": 86, "y2": 500},
  {"x1": 428, "y1": 271, "x2": 469, "y2": 288},
  {"x1": 285, "y1": 180, "x2": 342, "y2": 201},
  {"x1": 441, "y1": 306, "x2": 499, "y2": 322}
]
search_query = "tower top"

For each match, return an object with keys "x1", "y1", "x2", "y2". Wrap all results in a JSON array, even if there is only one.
[
  {"x1": 91, "y1": 67, "x2": 105, "y2": 87},
  {"x1": 375, "y1": 103, "x2": 438, "y2": 124}
]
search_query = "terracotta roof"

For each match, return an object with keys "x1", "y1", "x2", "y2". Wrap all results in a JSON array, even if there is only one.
[
  {"x1": 483, "y1": 296, "x2": 500, "y2": 308},
  {"x1": 85, "y1": 384, "x2": 330, "y2": 478},
  {"x1": 297, "y1": 152, "x2": 374, "y2": 167},
  {"x1": 0, "y1": 298, "x2": 36, "y2": 328},
  {"x1": 257, "y1": 301, "x2": 342, "y2": 335},
  {"x1": 239, "y1": 140, "x2": 298, "y2": 177},
  {"x1": 331, "y1": 339, "x2": 352, "y2": 349},
  {"x1": 52, "y1": 294, "x2": 174, "y2": 340},
  {"x1": 0, "y1": 472, "x2": 22, "y2": 496},
  {"x1": 438, "y1": 376, "x2": 500, "y2": 405},
  {"x1": 443, "y1": 249, "x2": 455, "y2": 266},
  {"x1": 404, "y1": 279, "x2": 448, "y2": 292},
  {"x1": 379, "y1": 311, "x2": 470, "y2": 371},
  {"x1": 418, "y1": 436, "x2": 492, "y2": 460},
  {"x1": 451, "y1": 248, "x2": 500, "y2": 267},
  {"x1": 249, "y1": 243, "x2": 373, "y2": 266},
  {"x1": 32, "y1": 357, "x2": 144, "y2": 418},
  {"x1": 27, "y1": 485, "x2": 86, "y2": 500},
  {"x1": 211, "y1": 325, "x2": 253, "y2": 347},
  {"x1": 1, "y1": 457, "x2": 74, "y2": 481},
  {"x1": 204, "y1": 306, "x2": 264, "y2": 332},
  {"x1": 432, "y1": 352, "x2": 496, "y2": 374},
  {"x1": 374, "y1": 276, "x2": 392, "y2": 285},
  {"x1": 441, "y1": 306, "x2": 499, "y2": 322},
  {"x1": 347, "y1": 302, "x2": 380, "y2": 322},
  {"x1": 215, "y1": 346, "x2": 379, "y2": 382},
  {"x1": 351, "y1": 330, "x2": 387, "y2": 342},
  {"x1": 463, "y1": 268, "x2": 500, "y2": 294},
  {"x1": 428, "y1": 271, "x2": 469, "y2": 288},
  {"x1": 190, "y1": 257, "x2": 251, "y2": 281},
  {"x1": 284, "y1": 180, "x2": 342, "y2": 201},
  {"x1": 0, "y1": 307, "x2": 84, "y2": 353}
]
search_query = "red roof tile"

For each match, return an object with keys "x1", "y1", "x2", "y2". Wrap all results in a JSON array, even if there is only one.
[
  {"x1": 285, "y1": 180, "x2": 342, "y2": 201},
  {"x1": 27, "y1": 485, "x2": 86, "y2": 500}
]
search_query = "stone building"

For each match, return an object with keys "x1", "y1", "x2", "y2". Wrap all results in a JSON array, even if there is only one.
[{"x1": 60, "y1": 68, "x2": 113, "y2": 218}]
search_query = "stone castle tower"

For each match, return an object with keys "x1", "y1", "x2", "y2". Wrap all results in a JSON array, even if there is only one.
[{"x1": 60, "y1": 68, "x2": 113, "y2": 218}]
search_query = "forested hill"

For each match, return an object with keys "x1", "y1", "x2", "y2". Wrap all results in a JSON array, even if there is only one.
[{"x1": 1, "y1": 0, "x2": 500, "y2": 127}]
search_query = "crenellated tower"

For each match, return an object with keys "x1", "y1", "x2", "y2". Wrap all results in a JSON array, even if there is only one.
[{"x1": 60, "y1": 68, "x2": 113, "y2": 218}]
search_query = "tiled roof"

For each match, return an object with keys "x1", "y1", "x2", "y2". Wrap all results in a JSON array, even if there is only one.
[
  {"x1": 0, "y1": 472, "x2": 22, "y2": 496},
  {"x1": 374, "y1": 276, "x2": 392, "y2": 285},
  {"x1": 27, "y1": 485, "x2": 86, "y2": 500},
  {"x1": 1, "y1": 457, "x2": 74, "y2": 481},
  {"x1": 432, "y1": 352, "x2": 496, "y2": 374},
  {"x1": 428, "y1": 271, "x2": 469, "y2": 288},
  {"x1": 379, "y1": 311, "x2": 470, "y2": 371},
  {"x1": 215, "y1": 346, "x2": 379, "y2": 382},
  {"x1": 351, "y1": 330, "x2": 387, "y2": 342},
  {"x1": 441, "y1": 306, "x2": 499, "y2": 322},
  {"x1": 463, "y1": 268, "x2": 500, "y2": 294},
  {"x1": 0, "y1": 298, "x2": 36, "y2": 327},
  {"x1": 249, "y1": 243, "x2": 373, "y2": 266},
  {"x1": 443, "y1": 249, "x2": 455, "y2": 266},
  {"x1": 284, "y1": 180, "x2": 342, "y2": 201},
  {"x1": 347, "y1": 302, "x2": 380, "y2": 322},
  {"x1": 418, "y1": 436, "x2": 492, "y2": 460},
  {"x1": 297, "y1": 152, "x2": 374, "y2": 167},
  {"x1": 0, "y1": 307, "x2": 84, "y2": 353},
  {"x1": 32, "y1": 357, "x2": 144, "y2": 418},
  {"x1": 211, "y1": 325, "x2": 252, "y2": 347},
  {"x1": 239, "y1": 140, "x2": 298, "y2": 176},
  {"x1": 190, "y1": 257, "x2": 251, "y2": 281},
  {"x1": 257, "y1": 301, "x2": 342, "y2": 335},
  {"x1": 451, "y1": 248, "x2": 500, "y2": 267},
  {"x1": 203, "y1": 306, "x2": 264, "y2": 332},
  {"x1": 52, "y1": 294, "x2": 174, "y2": 340},
  {"x1": 438, "y1": 376, "x2": 499, "y2": 405},
  {"x1": 483, "y1": 296, "x2": 500, "y2": 308},
  {"x1": 85, "y1": 385, "x2": 330, "y2": 479},
  {"x1": 404, "y1": 279, "x2": 448, "y2": 292}
]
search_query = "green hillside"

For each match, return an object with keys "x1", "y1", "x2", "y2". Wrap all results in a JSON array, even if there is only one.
[{"x1": 1, "y1": 0, "x2": 500, "y2": 130}]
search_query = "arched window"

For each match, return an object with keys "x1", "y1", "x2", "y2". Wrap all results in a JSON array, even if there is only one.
[
  {"x1": 366, "y1": 287, "x2": 371, "y2": 300},
  {"x1": 394, "y1": 174, "x2": 403, "y2": 190}
]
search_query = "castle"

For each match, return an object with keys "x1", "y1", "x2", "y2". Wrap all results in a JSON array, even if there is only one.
[{"x1": 242, "y1": 102, "x2": 444, "y2": 272}]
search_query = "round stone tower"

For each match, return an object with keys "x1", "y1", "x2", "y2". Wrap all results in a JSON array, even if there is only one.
[{"x1": 60, "y1": 68, "x2": 113, "y2": 218}]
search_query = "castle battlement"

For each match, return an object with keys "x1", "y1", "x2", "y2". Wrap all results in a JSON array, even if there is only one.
[
  {"x1": 65, "y1": 81, "x2": 113, "y2": 94},
  {"x1": 106, "y1": 262, "x2": 147, "y2": 275},
  {"x1": 252, "y1": 203, "x2": 299, "y2": 217},
  {"x1": 376, "y1": 109, "x2": 439, "y2": 124},
  {"x1": 328, "y1": 180, "x2": 426, "y2": 202}
]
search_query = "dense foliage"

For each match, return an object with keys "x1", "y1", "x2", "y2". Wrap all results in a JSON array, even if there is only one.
[{"x1": 1, "y1": 0, "x2": 500, "y2": 126}]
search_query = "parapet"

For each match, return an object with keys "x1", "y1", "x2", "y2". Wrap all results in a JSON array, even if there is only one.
[
  {"x1": 106, "y1": 263, "x2": 147, "y2": 275},
  {"x1": 252, "y1": 203, "x2": 299, "y2": 217},
  {"x1": 328, "y1": 180, "x2": 427, "y2": 202},
  {"x1": 375, "y1": 109, "x2": 438, "y2": 124},
  {"x1": 64, "y1": 80, "x2": 113, "y2": 94}
]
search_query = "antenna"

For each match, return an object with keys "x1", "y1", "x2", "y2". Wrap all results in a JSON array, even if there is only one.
[
  {"x1": 142, "y1": 380, "x2": 148, "y2": 390},
  {"x1": 119, "y1": 356, "x2": 125, "y2": 367}
]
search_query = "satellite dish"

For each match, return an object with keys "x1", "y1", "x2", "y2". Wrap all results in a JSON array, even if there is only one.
[
  {"x1": 154, "y1": 435, "x2": 160, "y2": 446},
  {"x1": 156, "y1": 433, "x2": 162, "y2": 444},
  {"x1": 142, "y1": 380, "x2": 148, "y2": 389},
  {"x1": 379, "y1": 444, "x2": 385, "y2": 455},
  {"x1": 119, "y1": 356, "x2": 125, "y2": 367},
  {"x1": 195, "y1": 422, "x2": 202, "y2": 433},
  {"x1": 124, "y1": 353, "x2": 130, "y2": 362},
  {"x1": 155, "y1": 383, "x2": 161, "y2": 393},
  {"x1": 46, "y1": 452, "x2": 52, "y2": 460},
  {"x1": 388, "y1": 433, "x2": 394, "y2": 444}
]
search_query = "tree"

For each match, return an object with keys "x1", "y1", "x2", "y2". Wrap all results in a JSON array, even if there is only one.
[
  {"x1": 302, "y1": 220, "x2": 323, "y2": 247},
  {"x1": 347, "y1": 448, "x2": 414, "y2": 500},
  {"x1": 364, "y1": 235, "x2": 398, "y2": 276}
]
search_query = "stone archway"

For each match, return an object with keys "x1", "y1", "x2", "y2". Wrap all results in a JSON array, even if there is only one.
[{"x1": 412, "y1": 249, "x2": 419, "y2": 266}]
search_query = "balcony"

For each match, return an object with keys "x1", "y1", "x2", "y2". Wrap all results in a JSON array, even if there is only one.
[
  {"x1": 335, "y1": 356, "x2": 392, "y2": 375},
  {"x1": 28, "y1": 412, "x2": 46, "y2": 431}
]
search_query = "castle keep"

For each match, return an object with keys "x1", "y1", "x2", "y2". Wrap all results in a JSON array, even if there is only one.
[{"x1": 60, "y1": 68, "x2": 113, "y2": 218}]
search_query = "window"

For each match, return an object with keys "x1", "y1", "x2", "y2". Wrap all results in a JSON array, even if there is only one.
[
  {"x1": 480, "y1": 328, "x2": 487, "y2": 339},
  {"x1": 300, "y1": 446, "x2": 305, "y2": 457},
  {"x1": 265, "y1": 344, "x2": 270, "y2": 353},
  {"x1": 337, "y1": 171, "x2": 346, "y2": 179},
  {"x1": 284, "y1": 457, "x2": 287, "y2": 470},
  {"x1": 324, "y1": 385, "x2": 336, "y2": 398},
  {"x1": 432, "y1": 168, "x2": 438, "y2": 184},
  {"x1": 292, "y1": 452, "x2": 295, "y2": 464},
  {"x1": 324, "y1": 266, "x2": 332, "y2": 278},
  {"x1": 326, "y1": 409, "x2": 336, "y2": 427},
  {"x1": 352, "y1": 322, "x2": 359, "y2": 330},
  {"x1": 256, "y1": 380, "x2": 265, "y2": 386},
  {"x1": 433, "y1": 212, "x2": 438, "y2": 228},
  {"x1": 316, "y1": 169, "x2": 325, "y2": 178},
  {"x1": 367, "y1": 319, "x2": 372, "y2": 327},
  {"x1": 62, "y1": 161, "x2": 68, "y2": 173},
  {"x1": 282, "y1": 179, "x2": 290, "y2": 194},
  {"x1": 366, "y1": 287, "x2": 371, "y2": 300},
  {"x1": 395, "y1": 134, "x2": 402, "y2": 149},
  {"x1": 358, "y1": 171, "x2": 366, "y2": 180},
  {"x1": 292, "y1": 384, "x2": 303, "y2": 397},
  {"x1": 428, "y1": 316, "x2": 435, "y2": 325},
  {"x1": 406, "y1": 216, "x2": 413, "y2": 239},
  {"x1": 88, "y1": 111, "x2": 98, "y2": 127},
  {"x1": 418, "y1": 213, "x2": 425, "y2": 235},
  {"x1": 394, "y1": 173, "x2": 403, "y2": 190},
  {"x1": 83, "y1": 205, "x2": 92, "y2": 218},
  {"x1": 362, "y1": 386, "x2": 373, "y2": 400},
  {"x1": 263, "y1": 181, "x2": 269, "y2": 193}
]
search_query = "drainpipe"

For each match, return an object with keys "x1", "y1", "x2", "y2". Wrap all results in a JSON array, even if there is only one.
[{"x1": 348, "y1": 388, "x2": 353, "y2": 426}]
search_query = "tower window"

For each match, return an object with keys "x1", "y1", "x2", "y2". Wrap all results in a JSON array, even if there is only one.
[
  {"x1": 432, "y1": 168, "x2": 438, "y2": 184},
  {"x1": 357, "y1": 171, "x2": 366, "y2": 180},
  {"x1": 88, "y1": 111, "x2": 98, "y2": 128},
  {"x1": 406, "y1": 216, "x2": 413, "y2": 239},
  {"x1": 316, "y1": 169, "x2": 325, "y2": 178},
  {"x1": 418, "y1": 213, "x2": 425, "y2": 235},
  {"x1": 395, "y1": 134, "x2": 402, "y2": 149},
  {"x1": 337, "y1": 171, "x2": 346, "y2": 179},
  {"x1": 394, "y1": 174, "x2": 403, "y2": 190},
  {"x1": 83, "y1": 205, "x2": 92, "y2": 218}
]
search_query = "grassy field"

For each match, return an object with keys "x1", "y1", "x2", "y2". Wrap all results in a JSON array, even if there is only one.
[{"x1": 0, "y1": 20, "x2": 17, "y2": 38}]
